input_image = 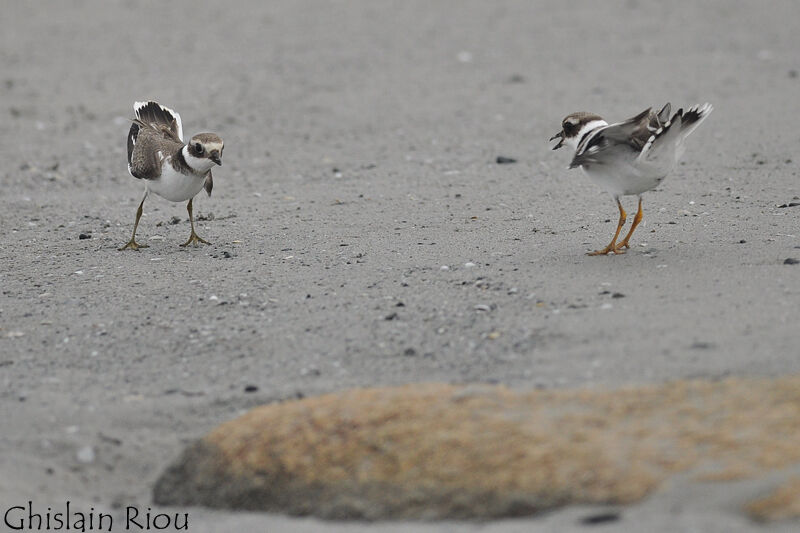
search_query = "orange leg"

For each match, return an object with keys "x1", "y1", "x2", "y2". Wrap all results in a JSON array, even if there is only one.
[
  {"x1": 180, "y1": 197, "x2": 211, "y2": 247},
  {"x1": 615, "y1": 197, "x2": 643, "y2": 251},
  {"x1": 588, "y1": 198, "x2": 627, "y2": 256},
  {"x1": 119, "y1": 191, "x2": 149, "y2": 251}
]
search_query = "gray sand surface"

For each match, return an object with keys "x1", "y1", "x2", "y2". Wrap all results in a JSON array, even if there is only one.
[{"x1": 2, "y1": 1, "x2": 799, "y2": 531}]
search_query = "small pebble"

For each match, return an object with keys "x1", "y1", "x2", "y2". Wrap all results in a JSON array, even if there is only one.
[
  {"x1": 243, "y1": 385, "x2": 259, "y2": 393},
  {"x1": 691, "y1": 341, "x2": 714, "y2": 349},
  {"x1": 79, "y1": 233, "x2": 91, "y2": 240},
  {"x1": 784, "y1": 258, "x2": 799, "y2": 265},
  {"x1": 464, "y1": 262, "x2": 476, "y2": 268},
  {"x1": 495, "y1": 156, "x2": 517, "y2": 164},
  {"x1": 76, "y1": 446, "x2": 95, "y2": 464},
  {"x1": 474, "y1": 304, "x2": 492, "y2": 312},
  {"x1": 440, "y1": 265, "x2": 450, "y2": 271}
]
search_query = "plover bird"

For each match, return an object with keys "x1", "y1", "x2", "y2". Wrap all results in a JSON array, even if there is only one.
[
  {"x1": 120, "y1": 101, "x2": 224, "y2": 250},
  {"x1": 550, "y1": 102, "x2": 712, "y2": 255}
]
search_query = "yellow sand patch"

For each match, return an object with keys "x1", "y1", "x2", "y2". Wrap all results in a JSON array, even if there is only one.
[
  {"x1": 154, "y1": 377, "x2": 800, "y2": 519},
  {"x1": 746, "y1": 477, "x2": 800, "y2": 522}
]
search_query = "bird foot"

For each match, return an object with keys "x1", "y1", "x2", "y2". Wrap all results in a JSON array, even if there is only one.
[
  {"x1": 119, "y1": 240, "x2": 149, "y2": 251},
  {"x1": 180, "y1": 231, "x2": 211, "y2": 247},
  {"x1": 587, "y1": 244, "x2": 626, "y2": 256}
]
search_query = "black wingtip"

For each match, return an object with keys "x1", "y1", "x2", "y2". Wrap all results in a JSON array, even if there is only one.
[{"x1": 680, "y1": 103, "x2": 712, "y2": 128}]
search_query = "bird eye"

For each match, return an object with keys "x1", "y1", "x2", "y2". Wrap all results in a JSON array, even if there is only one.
[{"x1": 194, "y1": 142, "x2": 203, "y2": 154}]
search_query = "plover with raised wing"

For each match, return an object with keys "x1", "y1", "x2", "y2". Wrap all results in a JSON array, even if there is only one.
[
  {"x1": 550, "y1": 102, "x2": 712, "y2": 255},
  {"x1": 120, "y1": 101, "x2": 224, "y2": 250}
]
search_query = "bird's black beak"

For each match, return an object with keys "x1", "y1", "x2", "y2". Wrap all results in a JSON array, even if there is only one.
[
  {"x1": 549, "y1": 131, "x2": 565, "y2": 150},
  {"x1": 210, "y1": 153, "x2": 222, "y2": 166}
]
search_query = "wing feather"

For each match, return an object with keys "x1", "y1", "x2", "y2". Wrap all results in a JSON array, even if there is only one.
[
  {"x1": 570, "y1": 107, "x2": 653, "y2": 168},
  {"x1": 127, "y1": 102, "x2": 185, "y2": 180},
  {"x1": 133, "y1": 101, "x2": 184, "y2": 143}
]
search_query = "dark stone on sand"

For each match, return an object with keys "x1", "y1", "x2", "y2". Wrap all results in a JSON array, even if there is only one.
[{"x1": 580, "y1": 511, "x2": 621, "y2": 525}]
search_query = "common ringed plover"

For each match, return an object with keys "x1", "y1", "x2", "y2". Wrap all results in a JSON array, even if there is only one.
[
  {"x1": 550, "y1": 102, "x2": 712, "y2": 255},
  {"x1": 120, "y1": 101, "x2": 224, "y2": 250}
]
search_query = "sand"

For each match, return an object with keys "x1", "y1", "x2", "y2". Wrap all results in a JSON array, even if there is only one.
[{"x1": 2, "y1": 1, "x2": 800, "y2": 531}]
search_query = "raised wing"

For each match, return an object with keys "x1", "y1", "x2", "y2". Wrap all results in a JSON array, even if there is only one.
[
  {"x1": 655, "y1": 102, "x2": 671, "y2": 126},
  {"x1": 569, "y1": 107, "x2": 654, "y2": 168},
  {"x1": 637, "y1": 110, "x2": 683, "y2": 165},
  {"x1": 677, "y1": 102, "x2": 713, "y2": 138},
  {"x1": 638, "y1": 103, "x2": 713, "y2": 164},
  {"x1": 133, "y1": 101, "x2": 184, "y2": 143}
]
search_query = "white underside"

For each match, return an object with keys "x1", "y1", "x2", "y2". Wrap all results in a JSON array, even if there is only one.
[
  {"x1": 146, "y1": 160, "x2": 206, "y2": 202},
  {"x1": 581, "y1": 130, "x2": 683, "y2": 198},
  {"x1": 582, "y1": 157, "x2": 673, "y2": 197}
]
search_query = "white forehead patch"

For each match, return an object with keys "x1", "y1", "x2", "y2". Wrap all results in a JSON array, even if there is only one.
[{"x1": 564, "y1": 117, "x2": 579, "y2": 127}]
